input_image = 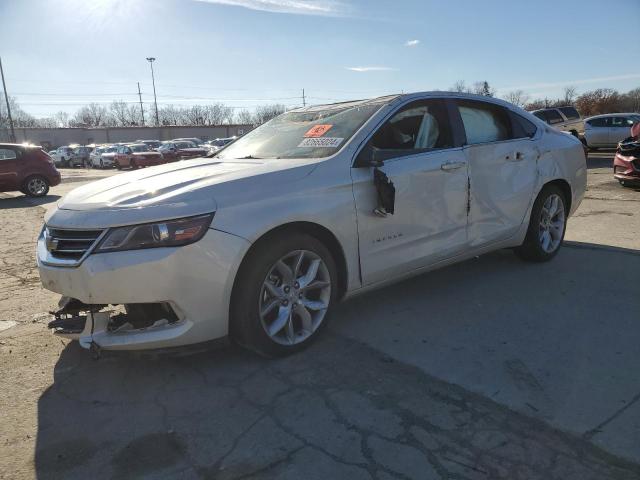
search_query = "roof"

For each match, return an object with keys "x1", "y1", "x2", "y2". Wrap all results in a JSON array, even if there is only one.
[
  {"x1": 289, "y1": 91, "x2": 524, "y2": 113},
  {"x1": 584, "y1": 112, "x2": 640, "y2": 120}
]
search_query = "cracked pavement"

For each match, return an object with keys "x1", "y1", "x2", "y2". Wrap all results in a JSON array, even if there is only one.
[{"x1": 1, "y1": 156, "x2": 639, "y2": 479}]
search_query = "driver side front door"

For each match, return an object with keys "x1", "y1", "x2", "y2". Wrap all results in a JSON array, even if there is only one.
[{"x1": 352, "y1": 99, "x2": 469, "y2": 286}]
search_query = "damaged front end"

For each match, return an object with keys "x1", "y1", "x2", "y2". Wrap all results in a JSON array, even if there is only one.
[{"x1": 48, "y1": 297, "x2": 181, "y2": 353}]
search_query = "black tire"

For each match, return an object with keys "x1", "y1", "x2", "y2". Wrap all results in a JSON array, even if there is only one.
[
  {"x1": 100, "y1": 159, "x2": 104, "y2": 169},
  {"x1": 116, "y1": 163, "x2": 122, "y2": 170},
  {"x1": 515, "y1": 185, "x2": 567, "y2": 262},
  {"x1": 22, "y1": 175, "x2": 50, "y2": 197},
  {"x1": 230, "y1": 231, "x2": 338, "y2": 357}
]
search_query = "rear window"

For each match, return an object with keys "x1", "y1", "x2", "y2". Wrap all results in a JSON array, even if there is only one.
[
  {"x1": 544, "y1": 110, "x2": 564, "y2": 125},
  {"x1": 559, "y1": 107, "x2": 580, "y2": 121}
]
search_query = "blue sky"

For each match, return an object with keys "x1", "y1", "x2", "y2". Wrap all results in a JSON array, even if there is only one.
[{"x1": 1, "y1": 0, "x2": 639, "y2": 117}]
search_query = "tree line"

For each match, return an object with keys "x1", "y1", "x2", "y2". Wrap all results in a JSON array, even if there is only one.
[
  {"x1": 451, "y1": 80, "x2": 640, "y2": 116},
  {"x1": 0, "y1": 98, "x2": 287, "y2": 129},
  {"x1": 2, "y1": 83, "x2": 640, "y2": 131}
]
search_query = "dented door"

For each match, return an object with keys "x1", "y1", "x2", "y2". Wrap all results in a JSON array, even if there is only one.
[
  {"x1": 352, "y1": 148, "x2": 469, "y2": 286},
  {"x1": 464, "y1": 140, "x2": 538, "y2": 246}
]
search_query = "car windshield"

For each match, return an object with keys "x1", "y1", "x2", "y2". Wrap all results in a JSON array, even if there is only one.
[
  {"x1": 216, "y1": 101, "x2": 386, "y2": 160},
  {"x1": 130, "y1": 144, "x2": 149, "y2": 152}
]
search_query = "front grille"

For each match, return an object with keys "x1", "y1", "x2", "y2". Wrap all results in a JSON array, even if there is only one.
[{"x1": 45, "y1": 227, "x2": 104, "y2": 261}]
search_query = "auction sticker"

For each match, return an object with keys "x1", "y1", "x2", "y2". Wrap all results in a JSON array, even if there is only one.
[
  {"x1": 304, "y1": 124, "x2": 333, "y2": 137},
  {"x1": 298, "y1": 137, "x2": 344, "y2": 148}
]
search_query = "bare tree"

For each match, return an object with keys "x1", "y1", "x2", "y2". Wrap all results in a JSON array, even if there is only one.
[
  {"x1": 72, "y1": 103, "x2": 108, "y2": 127},
  {"x1": 563, "y1": 86, "x2": 578, "y2": 105},
  {"x1": 473, "y1": 81, "x2": 495, "y2": 97},
  {"x1": 503, "y1": 90, "x2": 530, "y2": 108},
  {"x1": 54, "y1": 111, "x2": 70, "y2": 127},
  {"x1": 252, "y1": 104, "x2": 286, "y2": 125},
  {"x1": 451, "y1": 80, "x2": 471, "y2": 93},
  {"x1": 235, "y1": 109, "x2": 254, "y2": 125},
  {"x1": 575, "y1": 88, "x2": 620, "y2": 116}
]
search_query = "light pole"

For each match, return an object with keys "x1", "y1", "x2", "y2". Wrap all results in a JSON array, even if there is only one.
[
  {"x1": 0, "y1": 57, "x2": 16, "y2": 142},
  {"x1": 146, "y1": 57, "x2": 159, "y2": 126}
]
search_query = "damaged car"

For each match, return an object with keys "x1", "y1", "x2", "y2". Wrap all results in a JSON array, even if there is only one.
[{"x1": 37, "y1": 92, "x2": 587, "y2": 357}]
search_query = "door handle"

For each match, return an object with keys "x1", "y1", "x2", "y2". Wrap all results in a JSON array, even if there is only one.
[
  {"x1": 506, "y1": 151, "x2": 525, "y2": 161},
  {"x1": 440, "y1": 161, "x2": 466, "y2": 171}
]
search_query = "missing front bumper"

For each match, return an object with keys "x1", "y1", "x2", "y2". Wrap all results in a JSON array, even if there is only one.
[{"x1": 48, "y1": 297, "x2": 187, "y2": 351}]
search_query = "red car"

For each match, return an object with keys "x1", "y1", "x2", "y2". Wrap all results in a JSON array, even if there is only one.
[
  {"x1": 614, "y1": 122, "x2": 640, "y2": 187},
  {"x1": 114, "y1": 144, "x2": 166, "y2": 170},
  {"x1": 0, "y1": 143, "x2": 61, "y2": 197},
  {"x1": 158, "y1": 141, "x2": 209, "y2": 161}
]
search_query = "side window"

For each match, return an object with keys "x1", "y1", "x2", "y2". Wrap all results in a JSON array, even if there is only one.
[
  {"x1": 457, "y1": 101, "x2": 510, "y2": 145},
  {"x1": 510, "y1": 112, "x2": 537, "y2": 139},
  {"x1": 544, "y1": 110, "x2": 564, "y2": 125},
  {"x1": 611, "y1": 117, "x2": 631, "y2": 128},
  {"x1": 0, "y1": 148, "x2": 17, "y2": 160},
  {"x1": 587, "y1": 117, "x2": 609, "y2": 128},
  {"x1": 559, "y1": 107, "x2": 580, "y2": 121},
  {"x1": 532, "y1": 111, "x2": 546, "y2": 121},
  {"x1": 369, "y1": 100, "x2": 453, "y2": 157}
]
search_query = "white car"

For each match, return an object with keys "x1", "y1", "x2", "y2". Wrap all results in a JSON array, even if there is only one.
[
  {"x1": 89, "y1": 145, "x2": 118, "y2": 168},
  {"x1": 50, "y1": 146, "x2": 75, "y2": 167},
  {"x1": 583, "y1": 113, "x2": 640, "y2": 150},
  {"x1": 531, "y1": 106, "x2": 584, "y2": 138},
  {"x1": 37, "y1": 92, "x2": 586, "y2": 357}
]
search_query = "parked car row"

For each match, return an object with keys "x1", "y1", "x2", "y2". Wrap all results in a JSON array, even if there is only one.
[
  {"x1": 47, "y1": 137, "x2": 227, "y2": 170},
  {"x1": 530, "y1": 107, "x2": 640, "y2": 150}
]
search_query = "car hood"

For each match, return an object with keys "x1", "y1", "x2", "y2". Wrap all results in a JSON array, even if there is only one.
[{"x1": 45, "y1": 157, "x2": 317, "y2": 229}]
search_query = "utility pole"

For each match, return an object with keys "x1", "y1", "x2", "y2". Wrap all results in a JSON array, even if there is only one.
[
  {"x1": 0, "y1": 57, "x2": 16, "y2": 142},
  {"x1": 302, "y1": 88, "x2": 306, "y2": 107},
  {"x1": 137, "y1": 82, "x2": 145, "y2": 126},
  {"x1": 146, "y1": 57, "x2": 159, "y2": 126}
]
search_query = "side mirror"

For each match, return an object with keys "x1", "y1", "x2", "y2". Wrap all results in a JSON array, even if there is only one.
[{"x1": 355, "y1": 144, "x2": 384, "y2": 168}]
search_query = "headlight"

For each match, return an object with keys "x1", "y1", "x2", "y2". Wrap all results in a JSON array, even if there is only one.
[{"x1": 95, "y1": 213, "x2": 214, "y2": 253}]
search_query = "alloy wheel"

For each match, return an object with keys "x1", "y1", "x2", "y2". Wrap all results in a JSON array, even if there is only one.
[
  {"x1": 26, "y1": 177, "x2": 47, "y2": 196},
  {"x1": 538, "y1": 193, "x2": 565, "y2": 253},
  {"x1": 259, "y1": 250, "x2": 331, "y2": 345}
]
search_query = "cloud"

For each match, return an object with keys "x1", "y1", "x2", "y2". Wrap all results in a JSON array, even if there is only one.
[
  {"x1": 346, "y1": 66, "x2": 395, "y2": 72},
  {"x1": 404, "y1": 39, "x2": 420, "y2": 47},
  {"x1": 193, "y1": 0, "x2": 347, "y2": 16}
]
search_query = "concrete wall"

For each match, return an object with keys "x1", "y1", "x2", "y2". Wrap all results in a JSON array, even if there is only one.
[{"x1": 0, "y1": 125, "x2": 252, "y2": 149}]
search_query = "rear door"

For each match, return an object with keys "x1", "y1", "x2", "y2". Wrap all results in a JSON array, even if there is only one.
[
  {"x1": 454, "y1": 99, "x2": 539, "y2": 246},
  {"x1": 609, "y1": 116, "x2": 634, "y2": 145}
]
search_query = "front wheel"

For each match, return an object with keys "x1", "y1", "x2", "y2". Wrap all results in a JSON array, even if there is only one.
[
  {"x1": 231, "y1": 232, "x2": 337, "y2": 357},
  {"x1": 23, "y1": 175, "x2": 50, "y2": 197},
  {"x1": 515, "y1": 185, "x2": 567, "y2": 262}
]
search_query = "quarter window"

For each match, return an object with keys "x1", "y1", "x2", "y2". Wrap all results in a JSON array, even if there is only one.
[
  {"x1": 510, "y1": 112, "x2": 537, "y2": 139},
  {"x1": 0, "y1": 148, "x2": 17, "y2": 160},
  {"x1": 457, "y1": 101, "x2": 510, "y2": 145},
  {"x1": 611, "y1": 116, "x2": 634, "y2": 128},
  {"x1": 369, "y1": 100, "x2": 453, "y2": 158}
]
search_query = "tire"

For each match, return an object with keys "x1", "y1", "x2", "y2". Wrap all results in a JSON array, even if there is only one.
[
  {"x1": 515, "y1": 185, "x2": 567, "y2": 262},
  {"x1": 231, "y1": 231, "x2": 338, "y2": 357},
  {"x1": 130, "y1": 159, "x2": 137, "y2": 170},
  {"x1": 100, "y1": 159, "x2": 104, "y2": 169},
  {"x1": 23, "y1": 175, "x2": 50, "y2": 197},
  {"x1": 116, "y1": 163, "x2": 122, "y2": 170},
  {"x1": 60, "y1": 157, "x2": 67, "y2": 167}
]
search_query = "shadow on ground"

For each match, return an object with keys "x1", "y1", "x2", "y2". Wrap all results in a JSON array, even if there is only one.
[
  {"x1": 34, "y1": 245, "x2": 640, "y2": 480},
  {"x1": 0, "y1": 194, "x2": 61, "y2": 209}
]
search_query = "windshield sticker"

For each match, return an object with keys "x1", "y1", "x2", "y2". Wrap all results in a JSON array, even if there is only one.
[
  {"x1": 304, "y1": 124, "x2": 333, "y2": 137},
  {"x1": 298, "y1": 137, "x2": 344, "y2": 148}
]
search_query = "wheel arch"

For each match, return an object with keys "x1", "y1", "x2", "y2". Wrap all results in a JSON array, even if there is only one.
[
  {"x1": 232, "y1": 221, "x2": 349, "y2": 304},
  {"x1": 541, "y1": 178, "x2": 572, "y2": 213}
]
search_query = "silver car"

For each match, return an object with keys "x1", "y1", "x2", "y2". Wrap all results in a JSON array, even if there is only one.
[
  {"x1": 583, "y1": 113, "x2": 640, "y2": 150},
  {"x1": 37, "y1": 92, "x2": 586, "y2": 357}
]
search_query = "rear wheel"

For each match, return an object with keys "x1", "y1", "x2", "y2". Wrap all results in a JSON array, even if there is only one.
[
  {"x1": 515, "y1": 185, "x2": 567, "y2": 262},
  {"x1": 23, "y1": 175, "x2": 49, "y2": 197},
  {"x1": 231, "y1": 232, "x2": 337, "y2": 357}
]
